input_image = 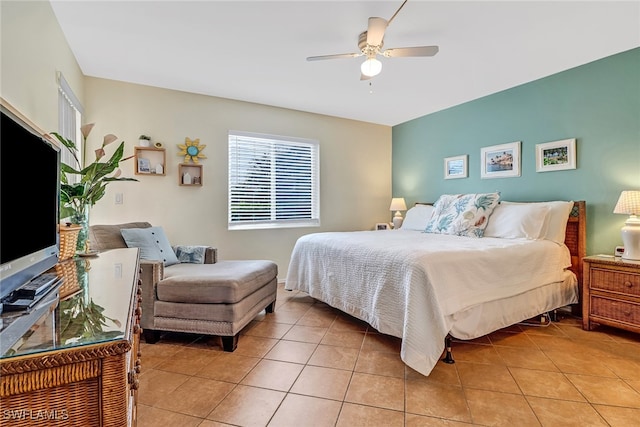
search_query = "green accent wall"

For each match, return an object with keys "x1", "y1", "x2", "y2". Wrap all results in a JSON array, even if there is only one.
[{"x1": 392, "y1": 48, "x2": 640, "y2": 256}]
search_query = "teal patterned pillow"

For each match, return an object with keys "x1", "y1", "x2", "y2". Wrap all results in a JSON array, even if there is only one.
[{"x1": 425, "y1": 193, "x2": 500, "y2": 238}]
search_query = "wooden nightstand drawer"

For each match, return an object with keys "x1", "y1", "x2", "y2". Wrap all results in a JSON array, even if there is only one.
[
  {"x1": 590, "y1": 295, "x2": 640, "y2": 325},
  {"x1": 583, "y1": 255, "x2": 640, "y2": 333},
  {"x1": 590, "y1": 267, "x2": 640, "y2": 297}
]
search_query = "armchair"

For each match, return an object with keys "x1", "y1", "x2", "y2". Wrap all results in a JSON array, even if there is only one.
[{"x1": 89, "y1": 222, "x2": 277, "y2": 351}]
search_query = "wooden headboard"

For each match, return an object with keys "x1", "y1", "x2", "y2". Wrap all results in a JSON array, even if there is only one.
[{"x1": 566, "y1": 201, "x2": 587, "y2": 313}]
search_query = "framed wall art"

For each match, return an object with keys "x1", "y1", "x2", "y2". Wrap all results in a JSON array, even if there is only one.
[
  {"x1": 480, "y1": 141, "x2": 521, "y2": 179},
  {"x1": 536, "y1": 138, "x2": 576, "y2": 172},
  {"x1": 444, "y1": 155, "x2": 468, "y2": 179},
  {"x1": 137, "y1": 157, "x2": 151, "y2": 174}
]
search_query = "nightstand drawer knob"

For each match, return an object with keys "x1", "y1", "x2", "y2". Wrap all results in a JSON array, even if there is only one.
[{"x1": 624, "y1": 281, "x2": 633, "y2": 288}]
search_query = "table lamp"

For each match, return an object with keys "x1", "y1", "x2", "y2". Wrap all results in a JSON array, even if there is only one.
[
  {"x1": 389, "y1": 198, "x2": 407, "y2": 229},
  {"x1": 613, "y1": 190, "x2": 640, "y2": 260}
]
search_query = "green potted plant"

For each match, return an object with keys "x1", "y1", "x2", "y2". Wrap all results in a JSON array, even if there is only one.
[
  {"x1": 138, "y1": 134, "x2": 151, "y2": 147},
  {"x1": 51, "y1": 124, "x2": 138, "y2": 253}
]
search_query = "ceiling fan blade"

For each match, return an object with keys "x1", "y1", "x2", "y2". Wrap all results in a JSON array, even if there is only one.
[
  {"x1": 383, "y1": 46, "x2": 439, "y2": 58},
  {"x1": 360, "y1": 73, "x2": 372, "y2": 81},
  {"x1": 306, "y1": 53, "x2": 361, "y2": 61},
  {"x1": 366, "y1": 17, "x2": 387, "y2": 46}
]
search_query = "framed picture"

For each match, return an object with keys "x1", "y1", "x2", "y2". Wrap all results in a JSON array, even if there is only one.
[
  {"x1": 444, "y1": 155, "x2": 468, "y2": 179},
  {"x1": 137, "y1": 158, "x2": 151, "y2": 173},
  {"x1": 375, "y1": 223, "x2": 389, "y2": 231},
  {"x1": 536, "y1": 138, "x2": 576, "y2": 172},
  {"x1": 480, "y1": 141, "x2": 521, "y2": 179}
]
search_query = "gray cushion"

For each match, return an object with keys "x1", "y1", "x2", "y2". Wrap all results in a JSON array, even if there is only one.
[
  {"x1": 155, "y1": 278, "x2": 277, "y2": 322},
  {"x1": 157, "y1": 260, "x2": 278, "y2": 304},
  {"x1": 121, "y1": 226, "x2": 179, "y2": 266}
]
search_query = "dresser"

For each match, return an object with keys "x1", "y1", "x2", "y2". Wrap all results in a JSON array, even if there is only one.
[
  {"x1": 0, "y1": 248, "x2": 141, "y2": 426},
  {"x1": 582, "y1": 255, "x2": 640, "y2": 334}
]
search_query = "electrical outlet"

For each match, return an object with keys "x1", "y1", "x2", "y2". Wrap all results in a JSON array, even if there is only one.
[
  {"x1": 114, "y1": 263, "x2": 122, "y2": 278},
  {"x1": 115, "y1": 193, "x2": 123, "y2": 204}
]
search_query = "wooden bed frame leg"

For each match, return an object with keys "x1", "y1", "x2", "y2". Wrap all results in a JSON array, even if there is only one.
[{"x1": 442, "y1": 335, "x2": 455, "y2": 364}]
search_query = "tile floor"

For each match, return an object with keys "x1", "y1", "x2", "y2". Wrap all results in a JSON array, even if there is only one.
[{"x1": 137, "y1": 284, "x2": 640, "y2": 426}]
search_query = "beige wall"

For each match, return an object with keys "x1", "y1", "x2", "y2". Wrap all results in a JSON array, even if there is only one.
[
  {"x1": 85, "y1": 78, "x2": 391, "y2": 275},
  {"x1": 1, "y1": 1, "x2": 392, "y2": 277},
  {"x1": 1, "y1": 0, "x2": 84, "y2": 132}
]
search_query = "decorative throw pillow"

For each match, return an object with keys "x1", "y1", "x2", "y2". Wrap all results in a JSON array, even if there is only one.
[
  {"x1": 120, "y1": 226, "x2": 179, "y2": 266},
  {"x1": 174, "y1": 245, "x2": 208, "y2": 264},
  {"x1": 401, "y1": 204, "x2": 435, "y2": 231},
  {"x1": 425, "y1": 193, "x2": 500, "y2": 238}
]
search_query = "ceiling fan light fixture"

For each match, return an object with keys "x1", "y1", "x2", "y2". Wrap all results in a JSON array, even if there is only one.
[{"x1": 361, "y1": 57, "x2": 382, "y2": 77}]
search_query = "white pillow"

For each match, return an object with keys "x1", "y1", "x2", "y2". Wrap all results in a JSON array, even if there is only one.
[
  {"x1": 501, "y1": 201, "x2": 574, "y2": 243},
  {"x1": 401, "y1": 204, "x2": 434, "y2": 230},
  {"x1": 484, "y1": 203, "x2": 550, "y2": 239}
]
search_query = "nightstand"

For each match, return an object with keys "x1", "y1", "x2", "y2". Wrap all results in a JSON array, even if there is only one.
[{"x1": 582, "y1": 255, "x2": 640, "y2": 333}]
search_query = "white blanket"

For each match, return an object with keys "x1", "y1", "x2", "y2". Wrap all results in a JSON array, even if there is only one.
[{"x1": 285, "y1": 229, "x2": 573, "y2": 375}]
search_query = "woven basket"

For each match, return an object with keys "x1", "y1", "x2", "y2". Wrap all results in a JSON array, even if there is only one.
[
  {"x1": 59, "y1": 223, "x2": 82, "y2": 261},
  {"x1": 55, "y1": 259, "x2": 81, "y2": 299}
]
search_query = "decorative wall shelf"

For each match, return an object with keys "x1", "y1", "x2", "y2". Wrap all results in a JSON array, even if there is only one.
[
  {"x1": 179, "y1": 163, "x2": 202, "y2": 186},
  {"x1": 134, "y1": 146, "x2": 166, "y2": 176}
]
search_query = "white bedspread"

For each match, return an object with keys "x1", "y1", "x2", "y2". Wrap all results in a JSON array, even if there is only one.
[{"x1": 285, "y1": 229, "x2": 573, "y2": 376}]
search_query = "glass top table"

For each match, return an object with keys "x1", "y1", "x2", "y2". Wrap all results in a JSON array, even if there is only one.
[{"x1": 1, "y1": 248, "x2": 140, "y2": 359}]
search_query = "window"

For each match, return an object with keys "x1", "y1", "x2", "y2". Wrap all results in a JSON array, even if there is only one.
[
  {"x1": 57, "y1": 72, "x2": 83, "y2": 184},
  {"x1": 228, "y1": 131, "x2": 320, "y2": 230}
]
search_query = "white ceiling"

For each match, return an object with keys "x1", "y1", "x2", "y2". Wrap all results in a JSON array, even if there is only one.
[{"x1": 49, "y1": 0, "x2": 640, "y2": 126}]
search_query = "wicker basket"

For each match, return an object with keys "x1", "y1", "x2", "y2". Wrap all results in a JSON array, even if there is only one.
[
  {"x1": 55, "y1": 259, "x2": 81, "y2": 299},
  {"x1": 59, "y1": 223, "x2": 82, "y2": 261}
]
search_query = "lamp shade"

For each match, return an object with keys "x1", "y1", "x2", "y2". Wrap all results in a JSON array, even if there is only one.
[
  {"x1": 389, "y1": 198, "x2": 407, "y2": 212},
  {"x1": 614, "y1": 190, "x2": 640, "y2": 260},
  {"x1": 613, "y1": 191, "x2": 640, "y2": 215}
]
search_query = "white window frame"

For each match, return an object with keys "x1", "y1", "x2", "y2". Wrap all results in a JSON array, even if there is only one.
[
  {"x1": 228, "y1": 130, "x2": 320, "y2": 230},
  {"x1": 57, "y1": 72, "x2": 83, "y2": 184}
]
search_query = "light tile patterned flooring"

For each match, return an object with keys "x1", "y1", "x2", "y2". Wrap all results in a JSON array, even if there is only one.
[{"x1": 137, "y1": 284, "x2": 640, "y2": 426}]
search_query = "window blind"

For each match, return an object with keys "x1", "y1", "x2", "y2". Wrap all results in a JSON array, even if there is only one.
[
  {"x1": 228, "y1": 131, "x2": 320, "y2": 230},
  {"x1": 57, "y1": 72, "x2": 83, "y2": 183}
]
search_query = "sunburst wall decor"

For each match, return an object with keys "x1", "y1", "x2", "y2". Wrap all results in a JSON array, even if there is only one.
[{"x1": 178, "y1": 137, "x2": 207, "y2": 163}]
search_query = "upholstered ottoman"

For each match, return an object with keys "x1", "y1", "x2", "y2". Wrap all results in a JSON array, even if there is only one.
[
  {"x1": 89, "y1": 221, "x2": 278, "y2": 352},
  {"x1": 151, "y1": 260, "x2": 277, "y2": 351}
]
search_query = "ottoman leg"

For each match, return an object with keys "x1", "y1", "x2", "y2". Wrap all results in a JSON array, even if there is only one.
[
  {"x1": 265, "y1": 301, "x2": 275, "y2": 314},
  {"x1": 221, "y1": 334, "x2": 239, "y2": 352}
]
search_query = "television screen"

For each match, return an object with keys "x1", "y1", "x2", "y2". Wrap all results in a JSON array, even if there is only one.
[{"x1": 0, "y1": 106, "x2": 60, "y2": 300}]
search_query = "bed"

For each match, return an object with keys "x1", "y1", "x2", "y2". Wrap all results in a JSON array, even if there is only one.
[{"x1": 285, "y1": 194, "x2": 586, "y2": 376}]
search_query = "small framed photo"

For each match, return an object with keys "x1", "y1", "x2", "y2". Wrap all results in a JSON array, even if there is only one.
[
  {"x1": 375, "y1": 223, "x2": 389, "y2": 231},
  {"x1": 481, "y1": 141, "x2": 521, "y2": 179},
  {"x1": 444, "y1": 155, "x2": 468, "y2": 179},
  {"x1": 536, "y1": 138, "x2": 576, "y2": 172},
  {"x1": 137, "y1": 158, "x2": 151, "y2": 173}
]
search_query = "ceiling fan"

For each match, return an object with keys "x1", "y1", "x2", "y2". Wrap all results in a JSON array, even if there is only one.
[{"x1": 306, "y1": 0, "x2": 439, "y2": 80}]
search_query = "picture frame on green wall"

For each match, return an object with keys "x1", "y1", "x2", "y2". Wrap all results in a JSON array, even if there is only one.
[
  {"x1": 480, "y1": 141, "x2": 521, "y2": 179},
  {"x1": 535, "y1": 138, "x2": 576, "y2": 172},
  {"x1": 444, "y1": 155, "x2": 468, "y2": 179}
]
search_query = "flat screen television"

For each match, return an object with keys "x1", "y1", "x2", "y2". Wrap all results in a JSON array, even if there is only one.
[{"x1": 0, "y1": 105, "x2": 60, "y2": 301}]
